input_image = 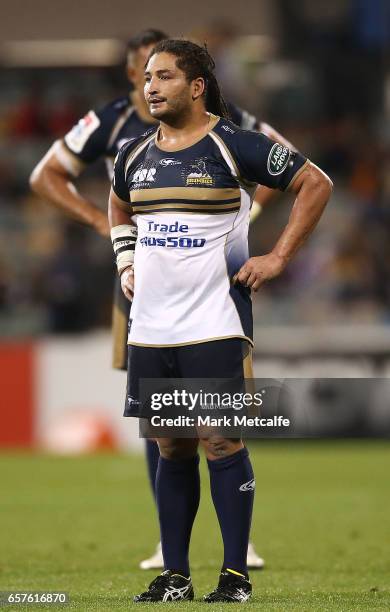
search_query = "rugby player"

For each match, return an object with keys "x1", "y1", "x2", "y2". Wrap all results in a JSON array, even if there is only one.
[
  {"x1": 109, "y1": 39, "x2": 332, "y2": 602},
  {"x1": 30, "y1": 29, "x2": 293, "y2": 572}
]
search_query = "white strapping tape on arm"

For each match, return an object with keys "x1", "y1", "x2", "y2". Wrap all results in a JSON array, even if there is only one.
[{"x1": 110, "y1": 224, "x2": 138, "y2": 275}]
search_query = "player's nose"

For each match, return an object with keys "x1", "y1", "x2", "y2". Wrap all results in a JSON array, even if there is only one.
[{"x1": 147, "y1": 76, "x2": 160, "y2": 95}]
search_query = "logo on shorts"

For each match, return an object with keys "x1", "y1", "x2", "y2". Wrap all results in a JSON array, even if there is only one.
[
  {"x1": 267, "y1": 143, "x2": 290, "y2": 176},
  {"x1": 239, "y1": 478, "x2": 255, "y2": 492},
  {"x1": 128, "y1": 396, "x2": 141, "y2": 406}
]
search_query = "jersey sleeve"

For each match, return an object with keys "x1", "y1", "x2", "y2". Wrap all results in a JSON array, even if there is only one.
[
  {"x1": 62, "y1": 105, "x2": 116, "y2": 165},
  {"x1": 112, "y1": 142, "x2": 132, "y2": 202},
  {"x1": 232, "y1": 129, "x2": 308, "y2": 191}
]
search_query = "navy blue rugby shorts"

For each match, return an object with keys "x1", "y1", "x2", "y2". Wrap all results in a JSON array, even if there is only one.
[{"x1": 124, "y1": 338, "x2": 253, "y2": 418}]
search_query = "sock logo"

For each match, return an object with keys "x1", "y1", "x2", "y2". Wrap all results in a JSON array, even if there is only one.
[{"x1": 239, "y1": 478, "x2": 255, "y2": 492}]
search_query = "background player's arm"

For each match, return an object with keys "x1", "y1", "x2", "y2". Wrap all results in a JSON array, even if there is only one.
[
  {"x1": 235, "y1": 162, "x2": 333, "y2": 291},
  {"x1": 29, "y1": 142, "x2": 109, "y2": 237},
  {"x1": 251, "y1": 122, "x2": 296, "y2": 219},
  {"x1": 108, "y1": 187, "x2": 136, "y2": 301},
  {"x1": 260, "y1": 122, "x2": 294, "y2": 150}
]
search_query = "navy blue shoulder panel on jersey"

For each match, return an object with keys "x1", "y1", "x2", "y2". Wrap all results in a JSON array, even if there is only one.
[{"x1": 212, "y1": 118, "x2": 308, "y2": 191}]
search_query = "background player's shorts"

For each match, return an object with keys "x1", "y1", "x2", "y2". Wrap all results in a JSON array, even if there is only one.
[
  {"x1": 111, "y1": 275, "x2": 131, "y2": 370},
  {"x1": 124, "y1": 338, "x2": 253, "y2": 418}
]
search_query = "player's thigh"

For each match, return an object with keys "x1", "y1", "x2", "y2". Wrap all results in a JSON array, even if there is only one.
[
  {"x1": 175, "y1": 339, "x2": 251, "y2": 456},
  {"x1": 125, "y1": 345, "x2": 172, "y2": 417}
]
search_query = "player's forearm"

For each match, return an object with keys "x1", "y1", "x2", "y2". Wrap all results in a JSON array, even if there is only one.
[
  {"x1": 271, "y1": 164, "x2": 333, "y2": 266},
  {"x1": 108, "y1": 189, "x2": 137, "y2": 294},
  {"x1": 30, "y1": 162, "x2": 108, "y2": 235}
]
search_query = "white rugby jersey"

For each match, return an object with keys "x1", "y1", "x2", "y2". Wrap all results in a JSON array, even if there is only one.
[
  {"x1": 112, "y1": 116, "x2": 308, "y2": 347},
  {"x1": 57, "y1": 98, "x2": 260, "y2": 361}
]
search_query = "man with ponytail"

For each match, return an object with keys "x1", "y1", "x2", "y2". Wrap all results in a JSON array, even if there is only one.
[
  {"x1": 30, "y1": 29, "x2": 294, "y2": 574},
  {"x1": 109, "y1": 39, "x2": 332, "y2": 603}
]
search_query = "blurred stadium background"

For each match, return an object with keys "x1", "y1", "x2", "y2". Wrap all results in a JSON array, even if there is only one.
[
  {"x1": 1, "y1": 3, "x2": 390, "y2": 610},
  {"x1": 0, "y1": 0, "x2": 389, "y2": 450}
]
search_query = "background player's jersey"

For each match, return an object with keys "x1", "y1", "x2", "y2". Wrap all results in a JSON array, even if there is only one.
[
  {"x1": 113, "y1": 116, "x2": 308, "y2": 347},
  {"x1": 60, "y1": 96, "x2": 259, "y2": 179}
]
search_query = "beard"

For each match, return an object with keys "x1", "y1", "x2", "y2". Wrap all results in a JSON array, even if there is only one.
[{"x1": 148, "y1": 93, "x2": 192, "y2": 126}]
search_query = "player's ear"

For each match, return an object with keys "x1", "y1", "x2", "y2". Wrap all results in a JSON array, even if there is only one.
[{"x1": 191, "y1": 77, "x2": 205, "y2": 101}]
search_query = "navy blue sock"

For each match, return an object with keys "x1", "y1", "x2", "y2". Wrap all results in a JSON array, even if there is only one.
[
  {"x1": 156, "y1": 454, "x2": 200, "y2": 576},
  {"x1": 207, "y1": 447, "x2": 254, "y2": 576},
  {"x1": 145, "y1": 439, "x2": 159, "y2": 501}
]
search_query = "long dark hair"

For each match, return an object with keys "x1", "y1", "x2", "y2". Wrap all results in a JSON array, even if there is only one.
[{"x1": 148, "y1": 39, "x2": 230, "y2": 119}]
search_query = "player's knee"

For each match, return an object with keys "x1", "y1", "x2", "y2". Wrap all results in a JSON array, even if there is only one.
[
  {"x1": 200, "y1": 436, "x2": 243, "y2": 460},
  {"x1": 157, "y1": 438, "x2": 198, "y2": 460}
]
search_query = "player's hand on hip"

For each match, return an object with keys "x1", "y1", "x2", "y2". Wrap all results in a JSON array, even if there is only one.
[
  {"x1": 120, "y1": 266, "x2": 134, "y2": 301},
  {"x1": 232, "y1": 253, "x2": 286, "y2": 292}
]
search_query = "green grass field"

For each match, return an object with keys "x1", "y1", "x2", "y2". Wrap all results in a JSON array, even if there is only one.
[{"x1": 1, "y1": 441, "x2": 389, "y2": 611}]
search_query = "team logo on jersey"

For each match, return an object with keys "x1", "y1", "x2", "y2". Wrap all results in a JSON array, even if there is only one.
[
  {"x1": 267, "y1": 143, "x2": 290, "y2": 176},
  {"x1": 184, "y1": 158, "x2": 214, "y2": 186},
  {"x1": 160, "y1": 158, "x2": 182, "y2": 166},
  {"x1": 64, "y1": 110, "x2": 100, "y2": 154}
]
